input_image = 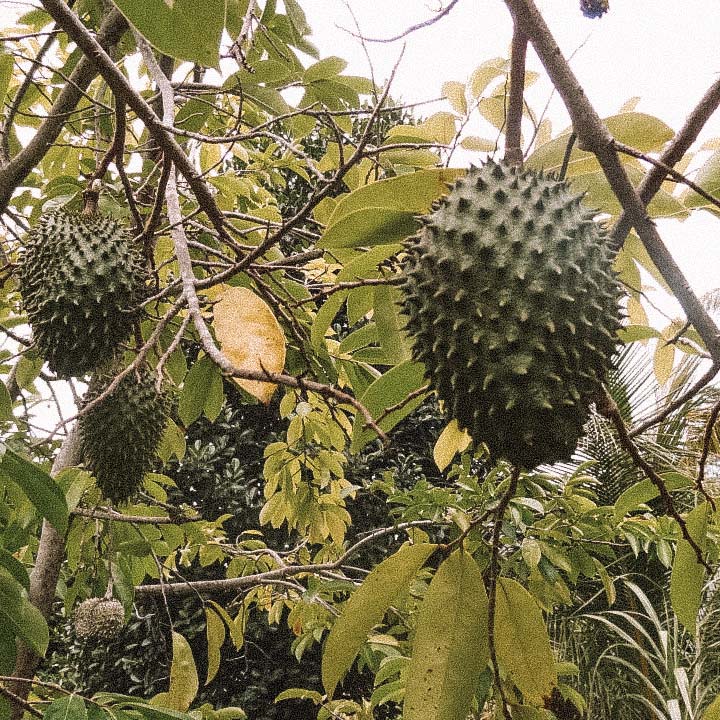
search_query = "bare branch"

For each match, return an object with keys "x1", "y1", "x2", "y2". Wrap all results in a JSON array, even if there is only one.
[{"x1": 504, "y1": 0, "x2": 720, "y2": 365}]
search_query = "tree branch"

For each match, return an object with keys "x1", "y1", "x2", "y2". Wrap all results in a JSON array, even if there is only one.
[
  {"x1": 504, "y1": 23, "x2": 527, "y2": 166},
  {"x1": 0, "y1": 9, "x2": 128, "y2": 214},
  {"x1": 39, "y1": 0, "x2": 229, "y2": 241},
  {"x1": 504, "y1": 0, "x2": 720, "y2": 365}
]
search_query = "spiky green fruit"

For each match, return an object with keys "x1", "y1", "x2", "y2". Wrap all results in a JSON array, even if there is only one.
[
  {"x1": 73, "y1": 598, "x2": 125, "y2": 641},
  {"x1": 401, "y1": 161, "x2": 623, "y2": 469},
  {"x1": 19, "y1": 210, "x2": 146, "y2": 377},
  {"x1": 80, "y1": 369, "x2": 171, "y2": 503}
]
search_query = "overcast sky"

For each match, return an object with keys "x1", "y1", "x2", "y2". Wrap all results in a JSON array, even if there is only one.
[{"x1": 304, "y1": 1, "x2": 720, "y2": 316}]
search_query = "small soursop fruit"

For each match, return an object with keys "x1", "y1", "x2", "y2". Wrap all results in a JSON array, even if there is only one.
[
  {"x1": 401, "y1": 161, "x2": 623, "y2": 469},
  {"x1": 80, "y1": 368, "x2": 171, "y2": 503},
  {"x1": 19, "y1": 210, "x2": 146, "y2": 377},
  {"x1": 73, "y1": 598, "x2": 125, "y2": 641},
  {"x1": 580, "y1": 0, "x2": 609, "y2": 18}
]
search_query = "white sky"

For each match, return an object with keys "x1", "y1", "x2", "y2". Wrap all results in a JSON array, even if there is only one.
[{"x1": 304, "y1": 0, "x2": 720, "y2": 318}]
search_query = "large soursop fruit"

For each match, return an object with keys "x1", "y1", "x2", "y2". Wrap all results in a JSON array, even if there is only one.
[
  {"x1": 19, "y1": 210, "x2": 146, "y2": 377},
  {"x1": 80, "y1": 368, "x2": 171, "y2": 503},
  {"x1": 73, "y1": 598, "x2": 125, "y2": 641},
  {"x1": 401, "y1": 161, "x2": 623, "y2": 469}
]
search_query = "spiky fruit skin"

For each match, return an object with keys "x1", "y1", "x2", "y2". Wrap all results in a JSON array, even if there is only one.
[
  {"x1": 80, "y1": 369, "x2": 170, "y2": 503},
  {"x1": 73, "y1": 598, "x2": 125, "y2": 641},
  {"x1": 401, "y1": 161, "x2": 623, "y2": 469},
  {"x1": 580, "y1": 0, "x2": 609, "y2": 18},
  {"x1": 19, "y1": 211, "x2": 146, "y2": 377}
]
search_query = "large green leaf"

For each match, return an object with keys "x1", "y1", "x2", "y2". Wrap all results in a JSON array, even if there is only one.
[
  {"x1": 0, "y1": 448, "x2": 68, "y2": 533},
  {"x1": 350, "y1": 361, "x2": 429, "y2": 453},
  {"x1": 0, "y1": 54, "x2": 13, "y2": 111},
  {"x1": 326, "y1": 169, "x2": 464, "y2": 226},
  {"x1": 319, "y1": 208, "x2": 419, "y2": 249},
  {"x1": 494, "y1": 578, "x2": 557, "y2": 704},
  {"x1": 0, "y1": 568, "x2": 49, "y2": 656},
  {"x1": 527, "y1": 112, "x2": 674, "y2": 174},
  {"x1": 44, "y1": 695, "x2": 87, "y2": 720},
  {"x1": 322, "y1": 543, "x2": 436, "y2": 698},
  {"x1": 373, "y1": 285, "x2": 412, "y2": 364},
  {"x1": 613, "y1": 472, "x2": 691, "y2": 524},
  {"x1": 683, "y1": 149, "x2": 720, "y2": 209},
  {"x1": 150, "y1": 632, "x2": 199, "y2": 711},
  {"x1": 113, "y1": 0, "x2": 225, "y2": 66},
  {"x1": 670, "y1": 502, "x2": 708, "y2": 636},
  {"x1": 179, "y1": 356, "x2": 223, "y2": 427},
  {"x1": 404, "y1": 550, "x2": 489, "y2": 720}
]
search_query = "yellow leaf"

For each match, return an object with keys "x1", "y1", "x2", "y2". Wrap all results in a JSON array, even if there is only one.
[
  {"x1": 151, "y1": 632, "x2": 199, "y2": 711},
  {"x1": 442, "y1": 81, "x2": 467, "y2": 115},
  {"x1": 653, "y1": 340, "x2": 675, "y2": 386},
  {"x1": 205, "y1": 606, "x2": 226, "y2": 685},
  {"x1": 213, "y1": 286, "x2": 286, "y2": 404},
  {"x1": 433, "y1": 420, "x2": 472, "y2": 471}
]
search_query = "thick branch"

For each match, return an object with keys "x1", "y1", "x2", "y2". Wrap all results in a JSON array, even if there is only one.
[
  {"x1": 9, "y1": 427, "x2": 82, "y2": 719},
  {"x1": 504, "y1": 0, "x2": 720, "y2": 364},
  {"x1": 612, "y1": 77, "x2": 720, "y2": 247},
  {"x1": 39, "y1": 0, "x2": 228, "y2": 240},
  {"x1": 0, "y1": 10, "x2": 127, "y2": 214},
  {"x1": 504, "y1": 24, "x2": 527, "y2": 166}
]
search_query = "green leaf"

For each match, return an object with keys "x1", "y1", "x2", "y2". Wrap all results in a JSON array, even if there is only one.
[
  {"x1": 319, "y1": 208, "x2": 419, "y2": 249},
  {"x1": 43, "y1": 695, "x2": 87, "y2": 720},
  {"x1": 0, "y1": 449, "x2": 68, "y2": 534},
  {"x1": 373, "y1": 285, "x2": 412, "y2": 364},
  {"x1": 442, "y1": 81, "x2": 467, "y2": 115},
  {"x1": 326, "y1": 169, "x2": 464, "y2": 226},
  {"x1": 304, "y1": 57, "x2": 348, "y2": 83},
  {"x1": 683, "y1": 149, "x2": 720, "y2": 209},
  {"x1": 179, "y1": 356, "x2": 222, "y2": 426},
  {"x1": 703, "y1": 692, "x2": 720, "y2": 720},
  {"x1": 158, "y1": 418, "x2": 186, "y2": 462},
  {"x1": 113, "y1": 0, "x2": 225, "y2": 66},
  {"x1": 617, "y1": 325, "x2": 661, "y2": 343},
  {"x1": 311, "y1": 290, "x2": 348, "y2": 350},
  {"x1": 274, "y1": 688, "x2": 323, "y2": 704},
  {"x1": 670, "y1": 503, "x2": 708, "y2": 636},
  {"x1": 350, "y1": 361, "x2": 429, "y2": 453},
  {"x1": 0, "y1": 549, "x2": 29, "y2": 589},
  {"x1": 494, "y1": 578, "x2": 557, "y2": 704},
  {"x1": 433, "y1": 420, "x2": 472, "y2": 472},
  {"x1": 0, "y1": 54, "x2": 14, "y2": 118},
  {"x1": 205, "y1": 606, "x2": 225, "y2": 685},
  {"x1": 321, "y1": 543, "x2": 436, "y2": 698},
  {"x1": 0, "y1": 568, "x2": 49, "y2": 656},
  {"x1": 151, "y1": 632, "x2": 199, "y2": 711},
  {"x1": 614, "y1": 473, "x2": 691, "y2": 524},
  {"x1": 404, "y1": 550, "x2": 489, "y2": 720}
]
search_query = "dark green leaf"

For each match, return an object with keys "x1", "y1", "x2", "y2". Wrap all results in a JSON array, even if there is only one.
[{"x1": 0, "y1": 449, "x2": 68, "y2": 533}]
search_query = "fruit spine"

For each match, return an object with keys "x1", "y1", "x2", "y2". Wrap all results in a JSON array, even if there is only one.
[
  {"x1": 401, "y1": 161, "x2": 623, "y2": 469},
  {"x1": 19, "y1": 210, "x2": 146, "y2": 377}
]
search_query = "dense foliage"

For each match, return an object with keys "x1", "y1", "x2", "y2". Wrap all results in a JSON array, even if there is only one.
[{"x1": 2, "y1": 2, "x2": 720, "y2": 720}]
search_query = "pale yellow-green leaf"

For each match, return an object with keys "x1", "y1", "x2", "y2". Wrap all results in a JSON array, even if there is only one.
[
  {"x1": 494, "y1": 578, "x2": 557, "y2": 704},
  {"x1": 478, "y1": 94, "x2": 506, "y2": 131},
  {"x1": 653, "y1": 340, "x2": 675, "y2": 386},
  {"x1": 433, "y1": 420, "x2": 472, "y2": 471},
  {"x1": 404, "y1": 550, "x2": 489, "y2": 720},
  {"x1": 593, "y1": 558, "x2": 617, "y2": 606},
  {"x1": 322, "y1": 543, "x2": 436, "y2": 698},
  {"x1": 212, "y1": 286, "x2": 286, "y2": 404},
  {"x1": 205, "y1": 606, "x2": 226, "y2": 685},
  {"x1": 459, "y1": 136, "x2": 496, "y2": 152},
  {"x1": 521, "y1": 538, "x2": 542, "y2": 569},
  {"x1": 151, "y1": 632, "x2": 199, "y2": 711},
  {"x1": 626, "y1": 295, "x2": 648, "y2": 327},
  {"x1": 442, "y1": 81, "x2": 467, "y2": 115},
  {"x1": 703, "y1": 692, "x2": 720, "y2": 719},
  {"x1": 671, "y1": 503, "x2": 708, "y2": 636},
  {"x1": 418, "y1": 112, "x2": 457, "y2": 144},
  {"x1": 468, "y1": 58, "x2": 507, "y2": 98}
]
